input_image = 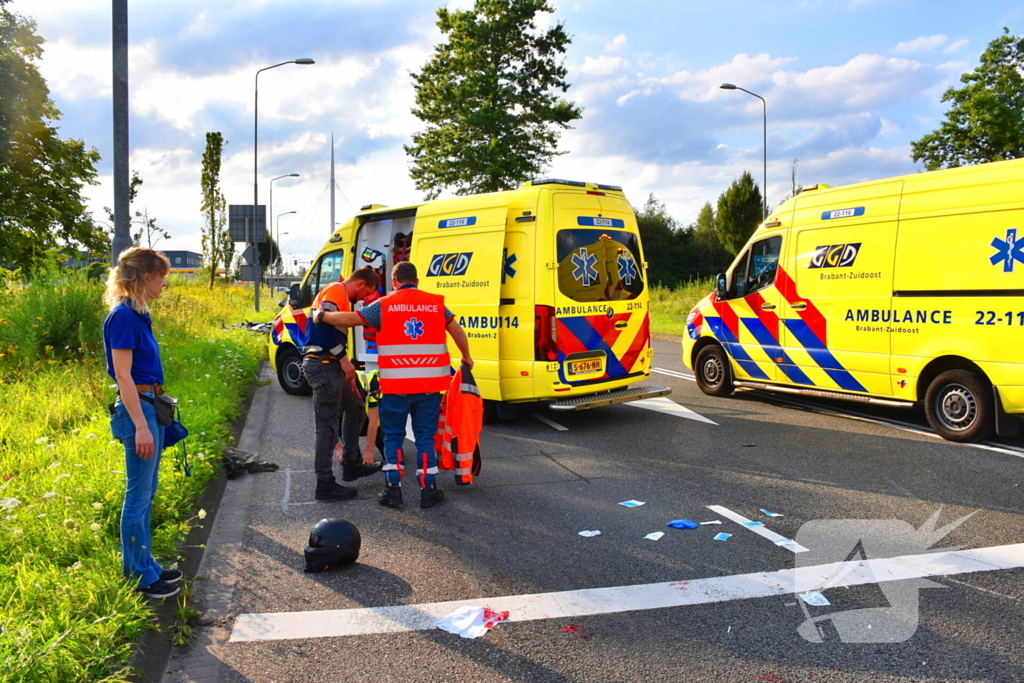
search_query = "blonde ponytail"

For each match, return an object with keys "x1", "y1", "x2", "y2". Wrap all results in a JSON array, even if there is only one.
[{"x1": 103, "y1": 246, "x2": 171, "y2": 313}]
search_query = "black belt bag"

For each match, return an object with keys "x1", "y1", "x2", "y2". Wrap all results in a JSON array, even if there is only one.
[{"x1": 140, "y1": 393, "x2": 178, "y2": 426}]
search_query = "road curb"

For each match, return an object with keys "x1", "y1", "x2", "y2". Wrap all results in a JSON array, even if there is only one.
[{"x1": 161, "y1": 363, "x2": 272, "y2": 683}]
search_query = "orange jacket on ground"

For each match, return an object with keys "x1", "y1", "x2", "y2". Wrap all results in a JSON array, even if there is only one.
[{"x1": 436, "y1": 365, "x2": 483, "y2": 485}]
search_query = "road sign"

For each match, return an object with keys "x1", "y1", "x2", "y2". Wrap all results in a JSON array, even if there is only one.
[
  {"x1": 240, "y1": 244, "x2": 256, "y2": 266},
  {"x1": 229, "y1": 205, "x2": 266, "y2": 242},
  {"x1": 239, "y1": 265, "x2": 259, "y2": 281}
]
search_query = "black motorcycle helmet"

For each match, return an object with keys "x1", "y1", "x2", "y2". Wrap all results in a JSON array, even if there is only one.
[{"x1": 304, "y1": 518, "x2": 361, "y2": 572}]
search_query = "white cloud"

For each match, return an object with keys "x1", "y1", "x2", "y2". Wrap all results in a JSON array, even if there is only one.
[
  {"x1": 893, "y1": 35, "x2": 948, "y2": 54},
  {"x1": 580, "y1": 55, "x2": 629, "y2": 76},
  {"x1": 944, "y1": 38, "x2": 969, "y2": 53},
  {"x1": 606, "y1": 34, "x2": 627, "y2": 51}
]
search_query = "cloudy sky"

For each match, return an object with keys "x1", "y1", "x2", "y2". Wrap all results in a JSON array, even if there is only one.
[{"x1": 20, "y1": 0, "x2": 1024, "y2": 266}]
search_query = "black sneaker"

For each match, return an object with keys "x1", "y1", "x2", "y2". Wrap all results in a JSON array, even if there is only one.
[
  {"x1": 315, "y1": 481, "x2": 357, "y2": 501},
  {"x1": 341, "y1": 461, "x2": 384, "y2": 482},
  {"x1": 160, "y1": 569, "x2": 183, "y2": 585},
  {"x1": 377, "y1": 483, "x2": 403, "y2": 507},
  {"x1": 139, "y1": 579, "x2": 180, "y2": 600},
  {"x1": 420, "y1": 486, "x2": 444, "y2": 509}
]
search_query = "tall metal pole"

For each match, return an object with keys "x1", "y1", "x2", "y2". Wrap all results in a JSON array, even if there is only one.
[
  {"x1": 330, "y1": 132, "x2": 335, "y2": 237},
  {"x1": 719, "y1": 83, "x2": 767, "y2": 219},
  {"x1": 254, "y1": 59, "x2": 314, "y2": 312},
  {"x1": 269, "y1": 173, "x2": 299, "y2": 292},
  {"x1": 110, "y1": 0, "x2": 132, "y2": 263}
]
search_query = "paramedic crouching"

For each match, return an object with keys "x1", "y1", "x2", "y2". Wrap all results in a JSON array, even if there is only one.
[{"x1": 313, "y1": 261, "x2": 472, "y2": 509}]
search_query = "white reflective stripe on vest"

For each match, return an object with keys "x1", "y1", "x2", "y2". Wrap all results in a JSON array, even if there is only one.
[
  {"x1": 459, "y1": 383, "x2": 480, "y2": 396},
  {"x1": 377, "y1": 343, "x2": 449, "y2": 356},
  {"x1": 455, "y1": 467, "x2": 472, "y2": 475},
  {"x1": 380, "y1": 366, "x2": 452, "y2": 379},
  {"x1": 415, "y1": 467, "x2": 440, "y2": 475}
]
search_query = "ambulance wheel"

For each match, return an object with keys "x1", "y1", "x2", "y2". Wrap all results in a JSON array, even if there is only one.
[
  {"x1": 278, "y1": 346, "x2": 311, "y2": 396},
  {"x1": 924, "y1": 370, "x2": 993, "y2": 442},
  {"x1": 695, "y1": 344, "x2": 734, "y2": 397}
]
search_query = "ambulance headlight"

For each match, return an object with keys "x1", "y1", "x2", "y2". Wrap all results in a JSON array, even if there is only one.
[{"x1": 685, "y1": 310, "x2": 697, "y2": 326}]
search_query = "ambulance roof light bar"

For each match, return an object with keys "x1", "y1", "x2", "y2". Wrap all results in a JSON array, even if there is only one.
[
  {"x1": 532, "y1": 178, "x2": 586, "y2": 187},
  {"x1": 595, "y1": 183, "x2": 623, "y2": 192},
  {"x1": 801, "y1": 184, "x2": 833, "y2": 192}
]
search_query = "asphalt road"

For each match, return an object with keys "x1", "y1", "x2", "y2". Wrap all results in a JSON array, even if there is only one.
[{"x1": 167, "y1": 337, "x2": 1024, "y2": 683}]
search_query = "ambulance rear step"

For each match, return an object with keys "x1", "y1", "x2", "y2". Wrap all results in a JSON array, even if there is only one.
[
  {"x1": 548, "y1": 384, "x2": 672, "y2": 411},
  {"x1": 733, "y1": 380, "x2": 915, "y2": 408}
]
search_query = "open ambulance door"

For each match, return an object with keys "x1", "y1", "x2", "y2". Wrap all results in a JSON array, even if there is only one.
[{"x1": 412, "y1": 201, "x2": 507, "y2": 400}]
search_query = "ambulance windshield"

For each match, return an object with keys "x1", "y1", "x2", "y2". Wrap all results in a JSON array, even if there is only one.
[{"x1": 556, "y1": 229, "x2": 644, "y2": 303}]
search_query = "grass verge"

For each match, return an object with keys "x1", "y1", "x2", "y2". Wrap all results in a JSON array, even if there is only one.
[
  {"x1": 0, "y1": 274, "x2": 268, "y2": 682},
  {"x1": 649, "y1": 279, "x2": 713, "y2": 337}
]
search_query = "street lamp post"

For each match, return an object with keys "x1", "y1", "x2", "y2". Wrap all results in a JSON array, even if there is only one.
[
  {"x1": 277, "y1": 233, "x2": 289, "y2": 280},
  {"x1": 269, "y1": 173, "x2": 299, "y2": 275},
  {"x1": 254, "y1": 59, "x2": 314, "y2": 312},
  {"x1": 276, "y1": 211, "x2": 295, "y2": 286},
  {"x1": 720, "y1": 83, "x2": 767, "y2": 220}
]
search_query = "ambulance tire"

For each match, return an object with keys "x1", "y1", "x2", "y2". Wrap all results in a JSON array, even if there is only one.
[
  {"x1": 278, "y1": 346, "x2": 312, "y2": 396},
  {"x1": 924, "y1": 370, "x2": 994, "y2": 442},
  {"x1": 695, "y1": 344, "x2": 734, "y2": 397}
]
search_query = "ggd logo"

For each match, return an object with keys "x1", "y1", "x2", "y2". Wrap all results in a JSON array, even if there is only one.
[
  {"x1": 427, "y1": 252, "x2": 472, "y2": 277},
  {"x1": 809, "y1": 243, "x2": 861, "y2": 269}
]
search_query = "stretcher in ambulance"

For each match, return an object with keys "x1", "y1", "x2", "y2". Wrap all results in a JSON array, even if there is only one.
[
  {"x1": 269, "y1": 179, "x2": 671, "y2": 414},
  {"x1": 683, "y1": 158, "x2": 1024, "y2": 442}
]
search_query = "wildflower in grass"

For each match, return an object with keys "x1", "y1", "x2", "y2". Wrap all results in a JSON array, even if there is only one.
[
  {"x1": 12, "y1": 528, "x2": 23, "y2": 537},
  {"x1": 54, "y1": 473, "x2": 70, "y2": 482},
  {"x1": 35, "y1": 436, "x2": 49, "y2": 445},
  {"x1": 89, "y1": 523, "x2": 101, "y2": 532},
  {"x1": 69, "y1": 561, "x2": 82, "y2": 572},
  {"x1": 42, "y1": 491, "x2": 56, "y2": 499},
  {"x1": 0, "y1": 497, "x2": 20, "y2": 511},
  {"x1": 74, "y1": 463, "x2": 83, "y2": 467},
  {"x1": 63, "y1": 519, "x2": 77, "y2": 529},
  {"x1": 86, "y1": 433, "x2": 97, "y2": 439},
  {"x1": 36, "y1": 513, "x2": 46, "y2": 518},
  {"x1": 92, "y1": 502, "x2": 103, "y2": 511},
  {"x1": 198, "y1": 509, "x2": 207, "y2": 520}
]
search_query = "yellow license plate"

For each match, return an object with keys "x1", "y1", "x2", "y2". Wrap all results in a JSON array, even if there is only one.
[{"x1": 568, "y1": 359, "x2": 603, "y2": 375}]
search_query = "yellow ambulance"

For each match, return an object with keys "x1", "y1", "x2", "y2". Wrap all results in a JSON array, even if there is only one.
[
  {"x1": 683, "y1": 158, "x2": 1024, "y2": 442},
  {"x1": 270, "y1": 179, "x2": 670, "y2": 415}
]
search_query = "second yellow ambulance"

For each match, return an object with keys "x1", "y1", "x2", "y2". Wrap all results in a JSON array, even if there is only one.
[{"x1": 684, "y1": 158, "x2": 1024, "y2": 442}]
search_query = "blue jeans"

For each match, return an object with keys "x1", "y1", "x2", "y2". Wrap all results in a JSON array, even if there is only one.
[
  {"x1": 110, "y1": 397, "x2": 165, "y2": 588},
  {"x1": 379, "y1": 392, "x2": 441, "y2": 488}
]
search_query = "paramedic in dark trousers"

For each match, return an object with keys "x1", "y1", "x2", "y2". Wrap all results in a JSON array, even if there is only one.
[
  {"x1": 314, "y1": 261, "x2": 472, "y2": 509},
  {"x1": 303, "y1": 267, "x2": 381, "y2": 501}
]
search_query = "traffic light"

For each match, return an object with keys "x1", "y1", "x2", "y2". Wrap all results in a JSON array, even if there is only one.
[{"x1": 293, "y1": 259, "x2": 297, "y2": 266}]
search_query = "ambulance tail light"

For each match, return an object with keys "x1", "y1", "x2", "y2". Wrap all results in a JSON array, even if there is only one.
[
  {"x1": 643, "y1": 311, "x2": 651, "y2": 346},
  {"x1": 535, "y1": 305, "x2": 558, "y2": 362}
]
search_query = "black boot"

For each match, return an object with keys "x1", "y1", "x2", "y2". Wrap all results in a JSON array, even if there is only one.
[
  {"x1": 342, "y1": 461, "x2": 384, "y2": 482},
  {"x1": 377, "y1": 483, "x2": 403, "y2": 507},
  {"x1": 420, "y1": 485, "x2": 444, "y2": 509},
  {"x1": 315, "y1": 480, "x2": 357, "y2": 501}
]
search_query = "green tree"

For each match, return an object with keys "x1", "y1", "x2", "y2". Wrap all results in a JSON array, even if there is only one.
[
  {"x1": 634, "y1": 193, "x2": 696, "y2": 287},
  {"x1": 405, "y1": 0, "x2": 582, "y2": 199},
  {"x1": 911, "y1": 28, "x2": 1024, "y2": 170},
  {"x1": 0, "y1": 1, "x2": 102, "y2": 272},
  {"x1": 691, "y1": 201, "x2": 732, "y2": 277},
  {"x1": 716, "y1": 171, "x2": 763, "y2": 255},
  {"x1": 200, "y1": 132, "x2": 230, "y2": 288}
]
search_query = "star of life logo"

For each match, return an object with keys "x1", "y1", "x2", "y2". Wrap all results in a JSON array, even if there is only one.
[
  {"x1": 404, "y1": 317, "x2": 424, "y2": 340},
  {"x1": 617, "y1": 252, "x2": 638, "y2": 285},
  {"x1": 990, "y1": 228, "x2": 1024, "y2": 272},
  {"x1": 793, "y1": 508, "x2": 975, "y2": 643},
  {"x1": 572, "y1": 248, "x2": 599, "y2": 286}
]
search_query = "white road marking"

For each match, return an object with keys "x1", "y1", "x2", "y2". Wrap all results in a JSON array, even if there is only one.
[
  {"x1": 943, "y1": 577, "x2": 1020, "y2": 602},
  {"x1": 229, "y1": 542, "x2": 1024, "y2": 643},
  {"x1": 653, "y1": 367, "x2": 696, "y2": 381},
  {"x1": 405, "y1": 415, "x2": 415, "y2": 443},
  {"x1": 707, "y1": 505, "x2": 809, "y2": 553},
  {"x1": 282, "y1": 468, "x2": 292, "y2": 512},
  {"x1": 532, "y1": 413, "x2": 569, "y2": 431},
  {"x1": 628, "y1": 396, "x2": 717, "y2": 425}
]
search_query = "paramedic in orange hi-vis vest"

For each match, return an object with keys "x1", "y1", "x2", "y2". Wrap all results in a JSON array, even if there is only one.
[{"x1": 314, "y1": 261, "x2": 472, "y2": 509}]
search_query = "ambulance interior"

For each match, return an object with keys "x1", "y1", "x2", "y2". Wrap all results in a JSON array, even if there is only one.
[{"x1": 351, "y1": 214, "x2": 416, "y2": 361}]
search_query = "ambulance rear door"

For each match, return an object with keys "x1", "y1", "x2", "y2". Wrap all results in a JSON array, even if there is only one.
[
  {"x1": 551, "y1": 190, "x2": 650, "y2": 389},
  {"x1": 412, "y1": 199, "x2": 506, "y2": 399}
]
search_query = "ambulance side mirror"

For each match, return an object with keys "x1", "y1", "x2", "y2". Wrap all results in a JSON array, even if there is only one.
[
  {"x1": 715, "y1": 273, "x2": 728, "y2": 300},
  {"x1": 290, "y1": 283, "x2": 313, "y2": 309}
]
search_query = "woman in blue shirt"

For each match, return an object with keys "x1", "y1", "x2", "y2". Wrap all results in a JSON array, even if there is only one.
[{"x1": 103, "y1": 246, "x2": 181, "y2": 599}]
